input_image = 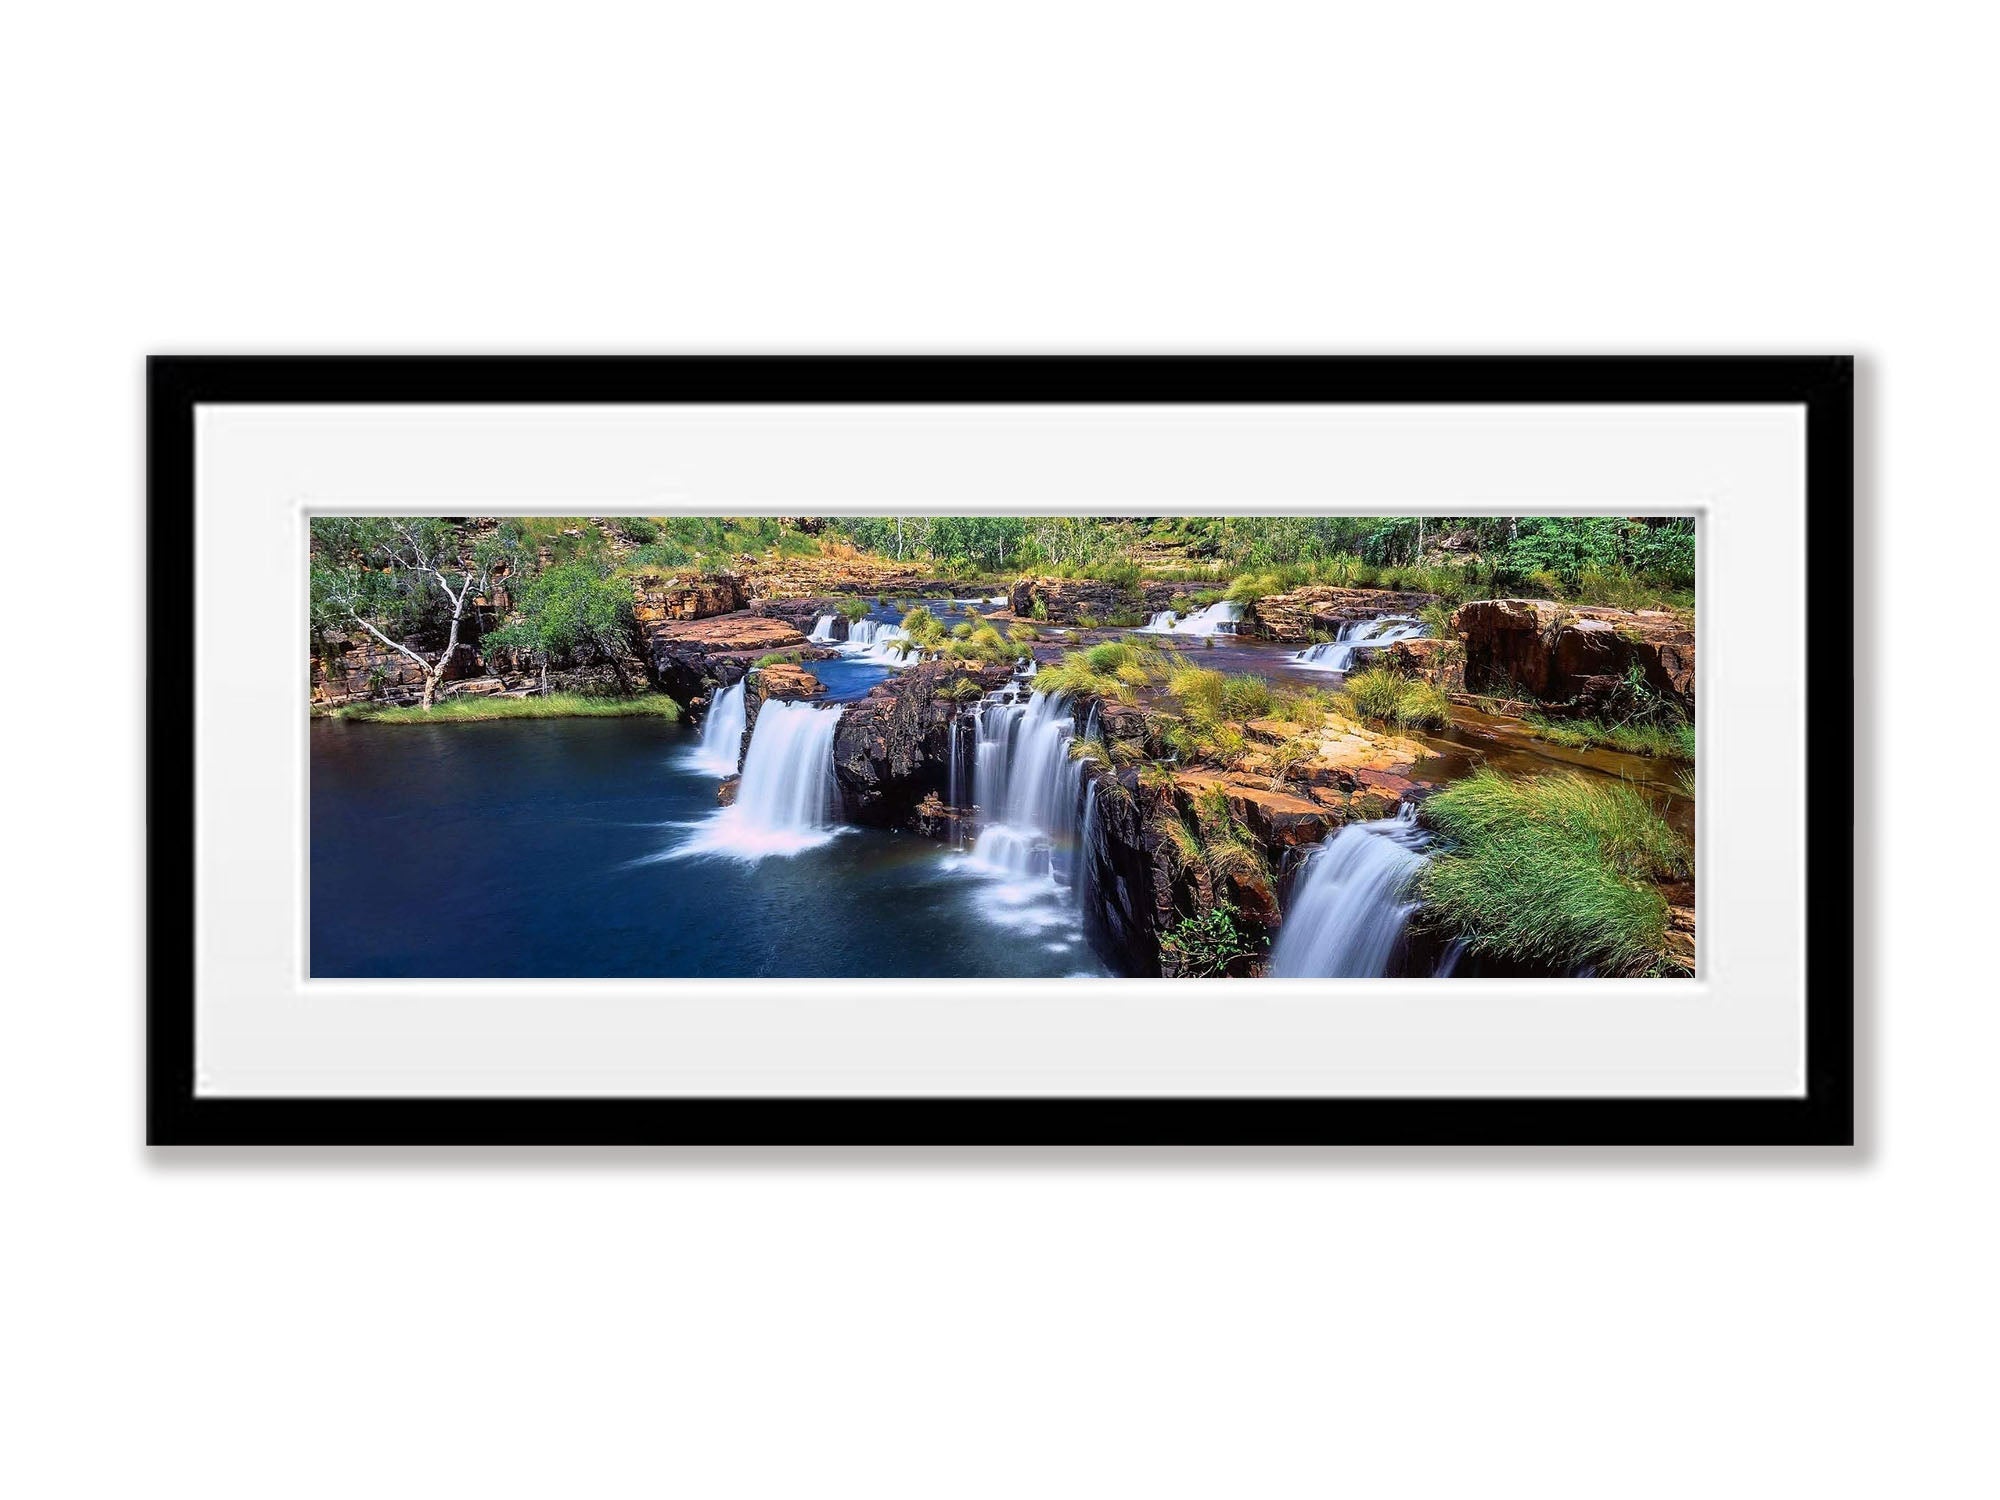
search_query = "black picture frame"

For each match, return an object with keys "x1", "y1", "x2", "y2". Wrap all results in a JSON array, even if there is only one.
[{"x1": 148, "y1": 355, "x2": 1854, "y2": 1146}]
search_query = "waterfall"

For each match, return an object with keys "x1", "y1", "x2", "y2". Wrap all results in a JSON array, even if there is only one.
[
  {"x1": 808, "y1": 613, "x2": 837, "y2": 642},
  {"x1": 968, "y1": 690, "x2": 1086, "y2": 884},
  {"x1": 1268, "y1": 805, "x2": 1432, "y2": 977},
  {"x1": 686, "y1": 680, "x2": 747, "y2": 775},
  {"x1": 1141, "y1": 600, "x2": 1244, "y2": 637},
  {"x1": 675, "y1": 701, "x2": 846, "y2": 859},
  {"x1": 1289, "y1": 614, "x2": 1427, "y2": 673},
  {"x1": 840, "y1": 618, "x2": 918, "y2": 667}
]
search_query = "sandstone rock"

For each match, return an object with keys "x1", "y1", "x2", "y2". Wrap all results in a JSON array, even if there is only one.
[
  {"x1": 647, "y1": 612, "x2": 812, "y2": 708},
  {"x1": 1381, "y1": 637, "x2": 1465, "y2": 693},
  {"x1": 1454, "y1": 599, "x2": 1694, "y2": 718},
  {"x1": 630, "y1": 571, "x2": 748, "y2": 626},
  {"x1": 753, "y1": 664, "x2": 825, "y2": 703},
  {"x1": 1245, "y1": 586, "x2": 1436, "y2": 643}
]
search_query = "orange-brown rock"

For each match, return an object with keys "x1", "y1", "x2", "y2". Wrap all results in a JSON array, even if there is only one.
[
  {"x1": 1454, "y1": 599, "x2": 1694, "y2": 718},
  {"x1": 754, "y1": 663, "x2": 825, "y2": 701},
  {"x1": 1247, "y1": 586, "x2": 1436, "y2": 643},
  {"x1": 630, "y1": 571, "x2": 748, "y2": 625},
  {"x1": 647, "y1": 612, "x2": 813, "y2": 706},
  {"x1": 1382, "y1": 637, "x2": 1465, "y2": 693}
]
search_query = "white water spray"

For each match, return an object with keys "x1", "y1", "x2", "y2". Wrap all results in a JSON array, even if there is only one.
[
  {"x1": 1289, "y1": 615, "x2": 1427, "y2": 673},
  {"x1": 686, "y1": 680, "x2": 747, "y2": 775},
  {"x1": 1141, "y1": 600, "x2": 1245, "y2": 637},
  {"x1": 1268, "y1": 805, "x2": 1431, "y2": 977},
  {"x1": 675, "y1": 701, "x2": 846, "y2": 859}
]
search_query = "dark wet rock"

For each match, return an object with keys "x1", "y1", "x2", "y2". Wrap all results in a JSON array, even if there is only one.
[
  {"x1": 1454, "y1": 599, "x2": 1694, "y2": 718},
  {"x1": 751, "y1": 597, "x2": 855, "y2": 638},
  {"x1": 1008, "y1": 577, "x2": 1178, "y2": 624},
  {"x1": 830, "y1": 661, "x2": 1014, "y2": 830}
]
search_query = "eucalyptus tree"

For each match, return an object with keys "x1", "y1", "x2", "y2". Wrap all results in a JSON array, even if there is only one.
[{"x1": 309, "y1": 517, "x2": 513, "y2": 710}]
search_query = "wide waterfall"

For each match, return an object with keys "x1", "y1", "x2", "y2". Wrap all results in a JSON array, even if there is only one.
[
  {"x1": 675, "y1": 701, "x2": 845, "y2": 860},
  {"x1": 686, "y1": 680, "x2": 748, "y2": 775},
  {"x1": 808, "y1": 613, "x2": 838, "y2": 642},
  {"x1": 1268, "y1": 805, "x2": 1432, "y2": 977},
  {"x1": 1289, "y1": 614, "x2": 1427, "y2": 673},
  {"x1": 1140, "y1": 600, "x2": 1245, "y2": 637}
]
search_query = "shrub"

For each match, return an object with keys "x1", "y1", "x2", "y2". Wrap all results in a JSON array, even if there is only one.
[
  {"x1": 611, "y1": 516, "x2": 660, "y2": 544},
  {"x1": 1160, "y1": 900, "x2": 1255, "y2": 977},
  {"x1": 837, "y1": 597, "x2": 871, "y2": 622},
  {"x1": 1419, "y1": 769, "x2": 1691, "y2": 975}
]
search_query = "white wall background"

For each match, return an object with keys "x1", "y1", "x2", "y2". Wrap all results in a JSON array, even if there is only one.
[{"x1": 2, "y1": 4, "x2": 1989, "y2": 1496}]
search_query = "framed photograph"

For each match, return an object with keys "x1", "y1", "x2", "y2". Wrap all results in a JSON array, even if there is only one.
[{"x1": 148, "y1": 356, "x2": 1853, "y2": 1145}]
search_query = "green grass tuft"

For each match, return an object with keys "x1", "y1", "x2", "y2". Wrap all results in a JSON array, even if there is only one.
[
  {"x1": 1522, "y1": 713, "x2": 1695, "y2": 760},
  {"x1": 1419, "y1": 769, "x2": 1690, "y2": 975}
]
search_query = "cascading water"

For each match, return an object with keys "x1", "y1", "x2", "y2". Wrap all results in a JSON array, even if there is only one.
[
  {"x1": 1141, "y1": 600, "x2": 1245, "y2": 636},
  {"x1": 840, "y1": 618, "x2": 918, "y2": 667},
  {"x1": 1268, "y1": 804, "x2": 1432, "y2": 977},
  {"x1": 686, "y1": 680, "x2": 747, "y2": 775},
  {"x1": 675, "y1": 701, "x2": 846, "y2": 859},
  {"x1": 956, "y1": 689, "x2": 1094, "y2": 949},
  {"x1": 1289, "y1": 615, "x2": 1428, "y2": 673},
  {"x1": 808, "y1": 613, "x2": 838, "y2": 642}
]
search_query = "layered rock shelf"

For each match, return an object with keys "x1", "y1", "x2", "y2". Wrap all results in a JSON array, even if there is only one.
[
  {"x1": 1245, "y1": 586, "x2": 1436, "y2": 643},
  {"x1": 1453, "y1": 598, "x2": 1694, "y2": 718}
]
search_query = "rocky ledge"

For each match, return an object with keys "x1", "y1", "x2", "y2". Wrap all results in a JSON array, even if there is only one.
[
  {"x1": 1076, "y1": 703, "x2": 1438, "y2": 977},
  {"x1": 1246, "y1": 586, "x2": 1436, "y2": 643},
  {"x1": 1453, "y1": 599, "x2": 1694, "y2": 719},
  {"x1": 1008, "y1": 578, "x2": 1179, "y2": 623},
  {"x1": 830, "y1": 661, "x2": 1015, "y2": 830},
  {"x1": 647, "y1": 612, "x2": 820, "y2": 707}
]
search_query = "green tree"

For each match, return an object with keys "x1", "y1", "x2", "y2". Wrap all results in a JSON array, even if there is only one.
[
  {"x1": 310, "y1": 517, "x2": 509, "y2": 710},
  {"x1": 482, "y1": 560, "x2": 639, "y2": 694}
]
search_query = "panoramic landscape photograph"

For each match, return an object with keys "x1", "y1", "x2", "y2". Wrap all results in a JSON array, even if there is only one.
[{"x1": 308, "y1": 514, "x2": 1697, "y2": 980}]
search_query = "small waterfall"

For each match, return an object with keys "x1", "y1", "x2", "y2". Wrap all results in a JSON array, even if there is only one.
[
  {"x1": 686, "y1": 680, "x2": 747, "y2": 775},
  {"x1": 1141, "y1": 600, "x2": 1244, "y2": 637},
  {"x1": 841, "y1": 618, "x2": 917, "y2": 667},
  {"x1": 808, "y1": 613, "x2": 837, "y2": 642},
  {"x1": 1268, "y1": 805, "x2": 1431, "y2": 977},
  {"x1": 675, "y1": 701, "x2": 845, "y2": 859},
  {"x1": 968, "y1": 690, "x2": 1086, "y2": 884},
  {"x1": 1289, "y1": 614, "x2": 1427, "y2": 673}
]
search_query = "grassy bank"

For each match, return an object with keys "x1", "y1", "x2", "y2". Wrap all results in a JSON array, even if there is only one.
[
  {"x1": 330, "y1": 692, "x2": 682, "y2": 724},
  {"x1": 1419, "y1": 769, "x2": 1690, "y2": 976},
  {"x1": 1521, "y1": 712, "x2": 1695, "y2": 760}
]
